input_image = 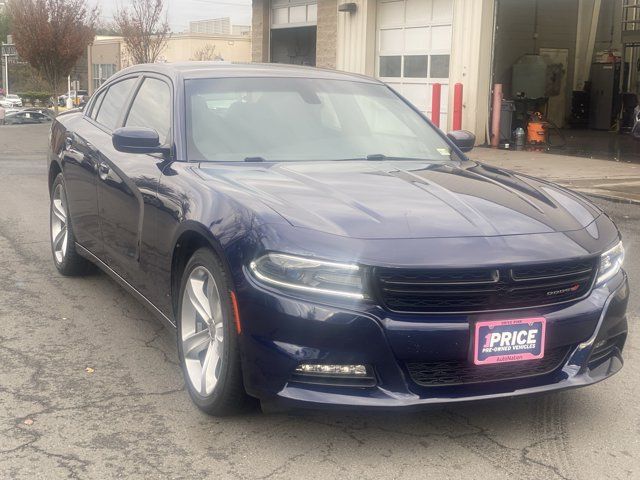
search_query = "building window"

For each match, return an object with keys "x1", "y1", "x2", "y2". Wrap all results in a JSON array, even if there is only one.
[
  {"x1": 430, "y1": 54, "x2": 450, "y2": 78},
  {"x1": 92, "y1": 64, "x2": 117, "y2": 91},
  {"x1": 403, "y1": 55, "x2": 429, "y2": 78},
  {"x1": 379, "y1": 56, "x2": 402, "y2": 77},
  {"x1": 271, "y1": 0, "x2": 317, "y2": 28}
]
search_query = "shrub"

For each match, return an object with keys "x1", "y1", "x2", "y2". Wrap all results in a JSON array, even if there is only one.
[{"x1": 15, "y1": 92, "x2": 53, "y2": 106}]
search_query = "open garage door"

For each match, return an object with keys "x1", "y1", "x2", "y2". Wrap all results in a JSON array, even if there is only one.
[{"x1": 270, "y1": 0, "x2": 318, "y2": 66}]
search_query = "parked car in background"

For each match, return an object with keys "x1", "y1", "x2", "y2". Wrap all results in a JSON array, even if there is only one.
[
  {"x1": 5, "y1": 110, "x2": 53, "y2": 125},
  {"x1": 0, "y1": 94, "x2": 23, "y2": 108},
  {"x1": 47, "y1": 63, "x2": 629, "y2": 416},
  {"x1": 21, "y1": 107, "x2": 56, "y2": 119}
]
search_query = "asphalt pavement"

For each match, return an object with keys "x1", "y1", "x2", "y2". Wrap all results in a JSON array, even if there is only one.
[{"x1": 0, "y1": 123, "x2": 638, "y2": 479}]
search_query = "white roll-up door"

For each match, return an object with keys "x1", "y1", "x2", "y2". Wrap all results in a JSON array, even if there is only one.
[{"x1": 376, "y1": 0, "x2": 453, "y2": 127}]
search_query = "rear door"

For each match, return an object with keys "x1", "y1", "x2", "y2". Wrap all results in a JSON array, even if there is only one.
[
  {"x1": 97, "y1": 74, "x2": 173, "y2": 293},
  {"x1": 59, "y1": 87, "x2": 112, "y2": 255}
]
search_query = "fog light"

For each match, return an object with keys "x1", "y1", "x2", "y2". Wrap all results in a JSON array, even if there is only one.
[{"x1": 295, "y1": 364, "x2": 368, "y2": 376}]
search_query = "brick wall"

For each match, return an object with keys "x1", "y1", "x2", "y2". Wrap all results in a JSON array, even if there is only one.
[
  {"x1": 252, "y1": 0, "x2": 270, "y2": 62},
  {"x1": 316, "y1": 0, "x2": 337, "y2": 69}
]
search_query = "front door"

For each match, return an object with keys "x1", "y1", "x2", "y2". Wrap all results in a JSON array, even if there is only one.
[{"x1": 97, "y1": 75, "x2": 173, "y2": 297}]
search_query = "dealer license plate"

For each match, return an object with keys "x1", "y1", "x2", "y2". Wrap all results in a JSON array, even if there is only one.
[{"x1": 473, "y1": 318, "x2": 546, "y2": 365}]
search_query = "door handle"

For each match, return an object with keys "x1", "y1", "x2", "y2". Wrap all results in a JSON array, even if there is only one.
[{"x1": 98, "y1": 162, "x2": 110, "y2": 180}]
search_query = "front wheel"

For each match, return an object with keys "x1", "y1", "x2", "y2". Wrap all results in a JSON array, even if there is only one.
[{"x1": 177, "y1": 248, "x2": 252, "y2": 415}]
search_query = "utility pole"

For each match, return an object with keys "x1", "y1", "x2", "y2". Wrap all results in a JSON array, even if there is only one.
[{"x1": 2, "y1": 52, "x2": 8, "y2": 94}]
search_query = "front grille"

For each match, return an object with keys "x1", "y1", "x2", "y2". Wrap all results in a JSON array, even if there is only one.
[
  {"x1": 374, "y1": 258, "x2": 598, "y2": 313},
  {"x1": 406, "y1": 347, "x2": 571, "y2": 387}
]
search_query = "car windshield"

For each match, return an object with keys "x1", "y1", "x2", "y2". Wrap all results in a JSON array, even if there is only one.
[{"x1": 185, "y1": 77, "x2": 458, "y2": 163}]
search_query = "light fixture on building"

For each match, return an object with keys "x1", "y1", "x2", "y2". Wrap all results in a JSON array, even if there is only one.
[{"x1": 338, "y1": 2, "x2": 357, "y2": 13}]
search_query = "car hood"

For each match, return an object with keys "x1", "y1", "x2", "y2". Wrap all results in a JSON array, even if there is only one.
[{"x1": 197, "y1": 161, "x2": 601, "y2": 239}]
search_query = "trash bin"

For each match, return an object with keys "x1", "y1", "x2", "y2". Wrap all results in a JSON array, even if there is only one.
[{"x1": 500, "y1": 100, "x2": 516, "y2": 143}]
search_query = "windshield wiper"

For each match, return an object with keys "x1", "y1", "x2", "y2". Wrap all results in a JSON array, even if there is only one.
[
  {"x1": 364, "y1": 154, "x2": 433, "y2": 161},
  {"x1": 244, "y1": 156, "x2": 267, "y2": 162}
]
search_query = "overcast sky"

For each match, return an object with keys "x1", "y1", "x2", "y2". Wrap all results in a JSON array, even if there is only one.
[{"x1": 90, "y1": 0, "x2": 252, "y2": 32}]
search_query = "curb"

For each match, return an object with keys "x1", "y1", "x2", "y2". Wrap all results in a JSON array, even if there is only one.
[{"x1": 576, "y1": 190, "x2": 640, "y2": 206}]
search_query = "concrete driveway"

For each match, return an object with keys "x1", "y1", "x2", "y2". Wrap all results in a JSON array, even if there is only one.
[{"x1": 0, "y1": 124, "x2": 638, "y2": 479}]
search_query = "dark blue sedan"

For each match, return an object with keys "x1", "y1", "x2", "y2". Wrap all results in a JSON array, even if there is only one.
[{"x1": 47, "y1": 63, "x2": 629, "y2": 415}]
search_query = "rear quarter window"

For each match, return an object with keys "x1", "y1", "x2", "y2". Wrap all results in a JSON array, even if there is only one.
[{"x1": 88, "y1": 89, "x2": 107, "y2": 120}]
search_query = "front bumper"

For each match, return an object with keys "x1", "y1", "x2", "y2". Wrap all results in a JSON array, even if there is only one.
[{"x1": 235, "y1": 271, "x2": 629, "y2": 410}]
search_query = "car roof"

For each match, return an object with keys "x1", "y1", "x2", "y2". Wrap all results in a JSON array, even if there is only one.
[{"x1": 112, "y1": 62, "x2": 382, "y2": 84}]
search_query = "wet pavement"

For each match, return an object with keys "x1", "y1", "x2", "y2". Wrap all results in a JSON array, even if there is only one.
[{"x1": 502, "y1": 128, "x2": 640, "y2": 164}]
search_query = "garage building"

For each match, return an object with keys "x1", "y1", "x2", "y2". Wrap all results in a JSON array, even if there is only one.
[{"x1": 251, "y1": 0, "x2": 636, "y2": 151}]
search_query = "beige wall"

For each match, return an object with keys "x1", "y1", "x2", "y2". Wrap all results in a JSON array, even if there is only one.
[
  {"x1": 160, "y1": 35, "x2": 251, "y2": 63},
  {"x1": 119, "y1": 34, "x2": 251, "y2": 67},
  {"x1": 87, "y1": 41, "x2": 121, "y2": 94},
  {"x1": 89, "y1": 42, "x2": 121, "y2": 70},
  {"x1": 336, "y1": 0, "x2": 377, "y2": 76},
  {"x1": 449, "y1": 0, "x2": 495, "y2": 143}
]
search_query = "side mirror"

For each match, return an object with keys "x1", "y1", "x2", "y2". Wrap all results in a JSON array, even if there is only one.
[
  {"x1": 112, "y1": 127, "x2": 166, "y2": 154},
  {"x1": 447, "y1": 130, "x2": 476, "y2": 153}
]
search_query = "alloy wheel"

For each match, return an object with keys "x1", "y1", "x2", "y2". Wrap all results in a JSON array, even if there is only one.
[
  {"x1": 51, "y1": 183, "x2": 68, "y2": 264},
  {"x1": 180, "y1": 266, "x2": 225, "y2": 396}
]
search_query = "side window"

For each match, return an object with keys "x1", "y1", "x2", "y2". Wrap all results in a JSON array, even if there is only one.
[
  {"x1": 125, "y1": 78, "x2": 171, "y2": 144},
  {"x1": 89, "y1": 89, "x2": 106, "y2": 120},
  {"x1": 95, "y1": 77, "x2": 137, "y2": 130}
]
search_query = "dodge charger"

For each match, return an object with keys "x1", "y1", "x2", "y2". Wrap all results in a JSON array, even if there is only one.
[{"x1": 47, "y1": 63, "x2": 629, "y2": 415}]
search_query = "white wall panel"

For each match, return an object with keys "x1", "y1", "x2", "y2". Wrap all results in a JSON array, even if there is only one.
[
  {"x1": 379, "y1": 1, "x2": 405, "y2": 26},
  {"x1": 404, "y1": 27, "x2": 430, "y2": 52},
  {"x1": 432, "y1": 0, "x2": 453, "y2": 22},
  {"x1": 405, "y1": 0, "x2": 431, "y2": 24},
  {"x1": 431, "y1": 25, "x2": 451, "y2": 51}
]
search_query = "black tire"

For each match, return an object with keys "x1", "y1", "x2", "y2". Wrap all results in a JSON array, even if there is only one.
[
  {"x1": 176, "y1": 247, "x2": 253, "y2": 415},
  {"x1": 50, "y1": 173, "x2": 93, "y2": 276}
]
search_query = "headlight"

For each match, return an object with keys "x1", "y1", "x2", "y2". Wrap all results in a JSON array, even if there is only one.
[
  {"x1": 597, "y1": 241, "x2": 625, "y2": 285},
  {"x1": 249, "y1": 253, "x2": 364, "y2": 299}
]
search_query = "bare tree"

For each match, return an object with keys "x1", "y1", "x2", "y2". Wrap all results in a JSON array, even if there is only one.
[
  {"x1": 7, "y1": 0, "x2": 97, "y2": 112},
  {"x1": 191, "y1": 44, "x2": 223, "y2": 62},
  {"x1": 114, "y1": 0, "x2": 171, "y2": 65}
]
